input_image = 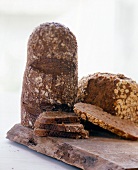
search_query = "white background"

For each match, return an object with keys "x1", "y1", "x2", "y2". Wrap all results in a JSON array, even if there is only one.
[
  {"x1": 1, "y1": 0, "x2": 138, "y2": 93},
  {"x1": 0, "y1": 0, "x2": 138, "y2": 169}
]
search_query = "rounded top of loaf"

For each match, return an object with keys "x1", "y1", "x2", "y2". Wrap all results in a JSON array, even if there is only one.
[{"x1": 27, "y1": 22, "x2": 77, "y2": 65}]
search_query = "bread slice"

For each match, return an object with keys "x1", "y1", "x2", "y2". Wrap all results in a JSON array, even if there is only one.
[
  {"x1": 34, "y1": 122, "x2": 85, "y2": 133},
  {"x1": 74, "y1": 102, "x2": 138, "y2": 140},
  {"x1": 34, "y1": 128, "x2": 89, "y2": 139},
  {"x1": 35, "y1": 111, "x2": 80, "y2": 124}
]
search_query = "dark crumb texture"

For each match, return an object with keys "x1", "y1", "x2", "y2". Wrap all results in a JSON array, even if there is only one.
[
  {"x1": 34, "y1": 111, "x2": 80, "y2": 125},
  {"x1": 74, "y1": 102, "x2": 138, "y2": 140},
  {"x1": 34, "y1": 128, "x2": 89, "y2": 139},
  {"x1": 21, "y1": 22, "x2": 78, "y2": 128},
  {"x1": 34, "y1": 122, "x2": 84, "y2": 133}
]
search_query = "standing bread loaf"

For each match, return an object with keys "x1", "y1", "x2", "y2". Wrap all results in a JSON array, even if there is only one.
[
  {"x1": 21, "y1": 22, "x2": 78, "y2": 128},
  {"x1": 78, "y1": 72, "x2": 138, "y2": 125}
]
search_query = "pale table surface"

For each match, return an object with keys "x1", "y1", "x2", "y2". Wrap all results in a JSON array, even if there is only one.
[{"x1": 0, "y1": 92, "x2": 78, "y2": 170}]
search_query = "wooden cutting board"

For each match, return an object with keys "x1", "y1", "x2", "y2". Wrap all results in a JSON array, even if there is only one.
[{"x1": 7, "y1": 124, "x2": 138, "y2": 170}]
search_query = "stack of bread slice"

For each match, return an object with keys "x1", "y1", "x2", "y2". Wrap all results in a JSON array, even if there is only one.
[{"x1": 34, "y1": 111, "x2": 89, "y2": 139}]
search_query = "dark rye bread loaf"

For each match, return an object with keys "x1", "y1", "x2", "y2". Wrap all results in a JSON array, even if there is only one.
[
  {"x1": 34, "y1": 128, "x2": 89, "y2": 139},
  {"x1": 74, "y1": 103, "x2": 138, "y2": 140},
  {"x1": 21, "y1": 22, "x2": 78, "y2": 128},
  {"x1": 78, "y1": 72, "x2": 138, "y2": 125},
  {"x1": 34, "y1": 111, "x2": 80, "y2": 125}
]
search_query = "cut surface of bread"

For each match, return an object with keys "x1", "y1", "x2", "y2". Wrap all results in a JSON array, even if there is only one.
[
  {"x1": 34, "y1": 128, "x2": 89, "y2": 139},
  {"x1": 34, "y1": 122, "x2": 84, "y2": 133},
  {"x1": 74, "y1": 102, "x2": 138, "y2": 140},
  {"x1": 35, "y1": 111, "x2": 80, "y2": 124}
]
